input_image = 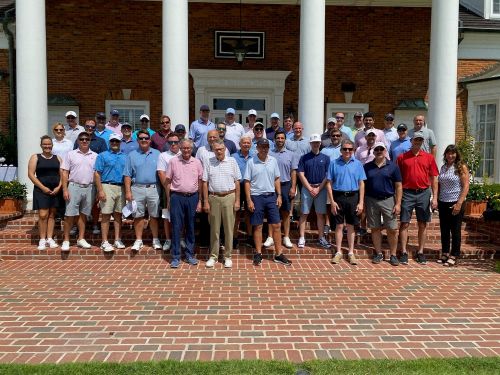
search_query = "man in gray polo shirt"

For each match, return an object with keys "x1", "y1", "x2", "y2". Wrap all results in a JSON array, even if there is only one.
[{"x1": 407, "y1": 114, "x2": 437, "y2": 157}]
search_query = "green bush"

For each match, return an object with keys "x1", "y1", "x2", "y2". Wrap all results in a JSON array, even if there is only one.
[{"x1": 0, "y1": 180, "x2": 27, "y2": 200}]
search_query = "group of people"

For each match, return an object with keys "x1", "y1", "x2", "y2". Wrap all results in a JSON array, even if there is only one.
[{"x1": 28, "y1": 106, "x2": 469, "y2": 268}]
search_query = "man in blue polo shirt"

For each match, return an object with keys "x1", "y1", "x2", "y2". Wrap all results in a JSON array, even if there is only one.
[
  {"x1": 244, "y1": 138, "x2": 292, "y2": 267},
  {"x1": 94, "y1": 133, "x2": 127, "y2": 252},
  {"x1": 124, "y1": 130, "x2": 162, "y2": 252},
  {"x1": 327, "y1": 139, "x2": 366, "y2": 265},
  {"x1": 390, "y1": 123, "x2": 411, "y2": 161},
  {"x1": 95, "y1": 112, "x2": 114, "y2": 148},
  {"x1": 189, "y1": 104, "x2": 216, "y2": 149},
  {"x1": 364, "y1": 142, "x2": 402, "y2": 266},
  {"x1": 297, "y1": 134, "x2": 331, "y2": 249}
]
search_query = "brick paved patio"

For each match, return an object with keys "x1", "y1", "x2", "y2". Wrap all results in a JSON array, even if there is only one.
[{"x1": 0, "y1": 257, "x2": 499, "y2": 364}]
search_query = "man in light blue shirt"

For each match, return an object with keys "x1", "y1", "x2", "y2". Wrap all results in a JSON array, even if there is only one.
[
  {"x1": 285, "y1": 121, "x2": 311, "y2": 157},
  {"x1": 250, "y1": 122, "x2": 274, "y2": 155},
  {"x1": 189, "y1": 104, "x2": 216, "y2": 149},
  {"x1": 383, "y1": 113, "x2": 398, "y2": 146},
  {"x1": 320, "y1": 128, "x2": 342, "y2": 161},
  {"x1": 390, "y1": 124, "x2": 411, "y2": 161},
  {"x1": 95, "y1": 112, "x2": 114, "y2": 148},
  {"x1": 132, "y1": 114, "x2": 156, "y2": 140}
]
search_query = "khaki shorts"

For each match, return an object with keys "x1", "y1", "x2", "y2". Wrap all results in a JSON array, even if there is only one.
[
  {"x1": 365, "y1": 195, "x2": 398, "y2": 230},
  {"x1": 99, "y1": 184, "x2": 125, "y2": 214}
]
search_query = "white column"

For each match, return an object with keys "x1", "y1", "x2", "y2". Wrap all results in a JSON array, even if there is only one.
[
  {"x1": 16, "y1": 0, "x2": 48, "y2": 206},
  {"x1": 163, "y1": 0, "x2": 189, "y2": 127},
  {"x1": 427, "y1": 0, "x2": 459, "y2": 164},
  {"x1": 298, "y1": 0, "x2": 325, "y2": 136}
]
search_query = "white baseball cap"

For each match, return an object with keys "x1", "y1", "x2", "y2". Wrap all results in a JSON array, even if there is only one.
[
  {"x1": 65, "y1": 111, "x2": 77, "y2": 118},
  {"x1": 309, "y1": 133, "x2": 321, "y2": 143},
  {"x1": 226, "y1": 108, "x2": 236, "y2": 115},
  {"x1": 140, "y1": 114, "x2": 150, "y2": 121},
  {"x1": 248, "y1": 109, "x2": 257, "y2": 116},
  {"x1": 270, "y1": 112, "x2": 280, "y2": 119}
]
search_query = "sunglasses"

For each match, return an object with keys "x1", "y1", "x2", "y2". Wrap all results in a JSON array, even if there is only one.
[
  {"x1": 217, "y1": 128, "x2": 226, "y2": 131},
  {"x1": 66, "y1": 116, "x2": 76, "y2": 120},
  {"x1": 331, "y1": 134, "x2": 341, "y2": 138},
  {"x1": 54, "y1": 129, "x2": 65, "y2": 132},
  {"x1": 138, "y1": 137, "x2": 150, "y2": 141},
  {"x1": 79, "y1": 138, "x2": 90, "y2": 142},
  {"x1": 374, "y1": 147, "x2": 385, "y2": 152},
  {"x1": 397, "y1": 129, "x2": 407, "y2": 132},
  {"x1": 168, "y1": 140, "x2": 179, "y2": 145},
  {"x1": 342, "y1": 147, "x2": 353, "y2": 151},
  {"x1": 161, "y1": 121, "x2": 170, "y2": 124},
  {"x1": 335, "y1": 116, "x2": 344, "y2": 120},
  {"x1": 85, "y1": 126, "x2": 96, "y2": 129},
  {"x1": 110, "y1": 139, "x2": 121, "y2": 143}
]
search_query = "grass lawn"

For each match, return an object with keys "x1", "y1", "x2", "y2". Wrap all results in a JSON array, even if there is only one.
[{"x1": 0, "y1": 357, "x2": 499, "y2": 375}]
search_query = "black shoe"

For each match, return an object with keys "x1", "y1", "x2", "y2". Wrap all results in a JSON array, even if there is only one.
[
  {"x1": 233, "y1": 238, "x2": 238, "y2": 249},
  {"x1": 416, "y1": 253, "x2": 427, "y2": 265},
  {"x1": 274, "y1": 253, "x2": 292, "y2": 266},
  {"x1": 356, "y1": 228, "x2": 367, "y2": 236},
  {"x1": 400, "y1": 252, "x2": 408, "y2": 265},
  {"x1": 389, "y1": 255, "x2": 399, "y2": 266},
  {"x1": 253, "y1": 252, "x2": 262, "y2": 266},
  {"x1": 246, "y1": 237, "x2": 255, "y2": 248},
  {"x1": 372, "y1": 253, "x2": 384, "y2": 264}
]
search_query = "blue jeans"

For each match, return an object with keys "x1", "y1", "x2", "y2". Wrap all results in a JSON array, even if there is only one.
[{"x1": 170, "y1": 192, "x2": 198, "y2": 261}]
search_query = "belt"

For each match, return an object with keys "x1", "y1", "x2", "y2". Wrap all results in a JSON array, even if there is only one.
[
  {"x1": 333, "y1": 190, "x2": 358, "y2": 197},
  {"x1": 310, "y1": 183, "x2": 321, "y2": 188},
  {"x1": 172, "y1": 191, "x2": 197, "y2": 197},
  {"x1": 260, "y1": 192, "x2": 275, "y2": 197},
  {"x1": 209, "y1": 189, "x2": 235, "y2": 197},
  {"x1": 280, "y1": 181, "x2": 291, "y2": 185},
  {"x1": 134, "y1": 184, "x2": 157, "y2": 188},
  {"x1": 404, "y1": 188, "x2": 428, "y2": 194},
  {"x1": 70, "y1": 182, "x2": 92, "y2": 188},
  {"x1": 369, "y1": 195, "x2": 393, "y2": 201},
  {"x1": 103, "y1": 182, "x2": 123, "y2": 186}
]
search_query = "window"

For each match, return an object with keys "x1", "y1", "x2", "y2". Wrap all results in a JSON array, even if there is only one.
[
  {"x1": 105, "y1": 100, "x2": 150, "y2": 131},
  {"x1": 475, "y1": 103, "x2": 496, "y2": 178},
  {"x1": 494, "y1": 0, "x2": 500, "y2": 14}
]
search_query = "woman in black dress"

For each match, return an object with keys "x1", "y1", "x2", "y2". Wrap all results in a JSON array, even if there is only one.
[{"x1": 28, "y1": 136, "x2": 63, "y2": 250}]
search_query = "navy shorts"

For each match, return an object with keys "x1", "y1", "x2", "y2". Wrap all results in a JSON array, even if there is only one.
[
  {"x1": 280, "y1": 181, "x2": 292, "y2": 213},
  {"x1": 250, "y1": 194, "x2": 281, "y2": 226}
]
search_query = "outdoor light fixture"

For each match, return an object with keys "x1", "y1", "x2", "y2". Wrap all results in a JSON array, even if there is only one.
[
  {"x1": 233, "y1": 0, "x2": 247, "y2": 64},
  {"x1": 341, "y1": 82, "x2": 356, "y2": 104}
]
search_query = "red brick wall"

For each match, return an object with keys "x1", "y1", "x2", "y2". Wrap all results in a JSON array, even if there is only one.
[
  {"x1": 0, "y1": 50, "x2": 9, "y2": 136},
  {"x1": 44, "y1": 1, "x2": 433, "y2": 130}
]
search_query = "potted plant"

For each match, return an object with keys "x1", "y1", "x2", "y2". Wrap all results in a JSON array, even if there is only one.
[{"x1": 0, "y1": 180, "x2": 27, "y2": 213}]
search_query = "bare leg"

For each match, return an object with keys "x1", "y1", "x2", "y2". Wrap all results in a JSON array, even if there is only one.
[
  {"x1": 77, "y1": 213, "x2": 87, "y2": 241},
  {"x1": 134, "y1": 217, "x2": 145, "y2": 240},
  {"x1": 316, "y1": 213, "x2": 325, "y2": 239},
  {"x1": 113, "y1": 212, "x2": 122, "y2": 241},
  {"x1": 281, "y1": 210, "x2": 290, "y2": 238},
  {"x1": 417, "y1": 221, "x2": 427, "y2": 253},
  {"x1": 63, "y1": 216, "x2": 75, "y2": 242},
  {"x1": 399, "y1": 222, "x2": 410, "y2": 253},
  {"x1": 371, "y1": 227, "x2": 382, "y2": 253},
  {"x1": 149, "y1": 217, "x2": 159, "y2": 238},
  {"x1": 334, "y1": 223, "x2": 344, "y2": 253},
  {"x1": 100, "y1": 213, "x2": 111, "y2": 242},
  {"x1": 38, "y1": 208, "x2": 49, "y2": 240},
  {"x1": 47, "y1": 208, "x2": 57, "y2": 239},
  {"x1": 298, "y1": 213, "x2": 308, "y2": 238},
  {"x1": 346, "y1": 224, "x2": 355, "y2": 253},
  {"x1": 387, "y1": 228, "x2": 398, "y2": 256},
  {"x1": 163, "y1": 218, "x2": 171, "y2": 241},
  {"x1": 253, "y1": 224, "x2": 263, "y2": 253},
  {"x1": 271, "y1": 222, "x2": 283, "y2": 255}
]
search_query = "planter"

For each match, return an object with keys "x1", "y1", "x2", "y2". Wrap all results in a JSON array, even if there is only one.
[
  {"x1": 0, "y1": 198, "x2": 22, "y2": 213},
  {"x1": 464, "y1": 200, "x2": 487, "y2": 217}
]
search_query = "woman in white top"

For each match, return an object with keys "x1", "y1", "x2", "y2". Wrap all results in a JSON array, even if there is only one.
[
  {"x1": 437, "y1": 144, "x2": 469, "y2": 266},
  {"x1": 51, "y1": 122, "x2": 73, "y2": 159}
]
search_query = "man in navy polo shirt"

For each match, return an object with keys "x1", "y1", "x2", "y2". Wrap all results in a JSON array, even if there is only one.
[
  {"x1": 244, "y1": 138, "x2": 292, "y2": 267},
  {"x1": 327, "y1": 139, "x2": 366, "y2": 265},
  {"x1": 364, "y1": 142, "x2": 402, "y2": 266},
  {"x1": 297, "y1": 134, "x2": 331, "y2": 249}
]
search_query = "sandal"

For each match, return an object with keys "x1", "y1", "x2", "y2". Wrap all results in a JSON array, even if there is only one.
[
  {"x1": 444, "y1": 256, "x2": 457, "y2": 267},
  {"x1": 436, "y1": 254, "x2": 449, "y2": 264}
]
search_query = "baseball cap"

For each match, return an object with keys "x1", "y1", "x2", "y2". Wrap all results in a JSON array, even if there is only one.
[
  {"x1": 95, "y1": 112, "x2": 106, "y2": 119},
  {"x1": 412, "y1": 131, "x2": 425, "y2": 140},
  {"x1": 256, "y1": 138, "x2": 270, "y2": 146},
  {"x1": 384, "y1": 113, "x2": 395, "y2": 121},
  {"x1": 65, "y1": 111, "x2": 77, "y2": 118},
  {"x1": 309, "y1": 133, "x2": 322, "y2": 143},
  {"x1": 110, "y1": 109, "x2": 120, "y2": 116},
  {"x1": 397, "y1": 123, "x2": 408, "y2": 131},
  {"x1": 175, "y1": 124, "x2": 186, "y2": 132},
  {"x1": 373, "y1": 142, "x2": 386, "y2": 150},
  {"x1": 139, "y1": 114, "x2": 150, "y2": 121},
  {"x1": 226, "y1": 108, "x2": 235, "y2": 115},
  {"x1": 365, "y1": 129, "x2": 377, "y2": 137},
  {"x1": 248, "y1": 109, "x2": 257, "y2": 116},
  {"x1": 121, "y1": 122, "x2": 132, "y2": 129},
  {"x1": 326, "y1": 117, "x2": 337, "y2": 124},
  {"x1": 254, "y1": 122, "x2": 264, "y2": 129},
  {"x1": 353, "y1": 111, "x2": 363, "y2": 118},
  {"x1": 270, "y1": 112, "x2": 280, "y2": 119},
  {"x1": 200, "y1": 104, "x2": 210, "y2": 111},
  {"x1": 109, "y1": 133, "x2": 122, "y2": 142}
]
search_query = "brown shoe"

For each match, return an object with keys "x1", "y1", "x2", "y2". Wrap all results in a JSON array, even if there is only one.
[
  {"x1": 331, "y1": 252, "x2": 342, "y2": 264},
  {"x1": 348, "y1": 253, "x2": 358, "y2": 265}
]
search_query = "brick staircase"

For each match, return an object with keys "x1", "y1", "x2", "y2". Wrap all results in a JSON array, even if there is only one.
[{"x1": 0, "y1": 211, "x2": 497, "y2": 261}]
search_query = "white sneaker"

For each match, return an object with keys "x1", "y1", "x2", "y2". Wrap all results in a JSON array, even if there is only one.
[
  {"x1": 283, "y1": 236, "x2": 293, "y2": 249},
  {"x1": 224, "y1": 258, "x2": 233, "y2": 268},
  {"x1": 77, "y1": 239, "x2": 92, "y2": 249},
  {"x1": 92, "y1": 225, "x2": 101, "y2": 235},
  {"x1": 131, "y1": 240, "x2": 143, "y2": 251},
  {"x1": 180, "y1": 239, "x2": 187, "y2": 249},
  {"x1": 69, "y1": 226, "x2": 77, "y2": 236},
  {"x1": 263, "y1": 236, "x2": 274, "y2": 247},
  {"x1": 113, "y1": 240, "x2": 126, "y2": 249},
  {"x1": 46, "y1": 238, "x2": 58, "y2": 248},
  {"x1": 205, "y1": 257, "x2": 216, "y2": 268},
  {"x1": 163, "y1": 239, "x2": 171, "y2": 251},
  {"x1": 37, "y1": 239, "x2": 46, "y2": 251},
  {"x1": 100, "y1": 241, "x2": 114, "y2": 252},
  {"x1": 61, "y1": 241, "x2": 70, "y2": 251},
  {"x1": 298, "y1": 237, "x2": 306, "y2": 248},
  {"x1": 152, "y1": 238, "x2": 162, "y2": 250}
]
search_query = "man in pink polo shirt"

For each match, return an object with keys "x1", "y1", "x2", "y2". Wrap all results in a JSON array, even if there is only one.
[{"x1": 60, "y1": 132, "x2": 98, "y2": 251}]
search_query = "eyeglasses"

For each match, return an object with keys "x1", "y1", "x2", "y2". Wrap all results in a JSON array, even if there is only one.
[
  {"x1": 138, "y1": 137, "x2": 150, "y2": 141},
  {"x1": 66, "y1": 116, "x2": 76, "y2": 120},
  {"x1": 335, "y1": 116, "x2": 344, "y2": 120},
  {"x1": 109, "y1": 139, "x2": 121, "y2": 143},
  {"x1": 79, "y1": 138, "x2": 90, "y2": 142},
  {"x1": 331, "y1": 134, "x2": 342, "y2": 138},
  {"x1": 122, "y1": 127, "x2": 132, "y2": 131},
  {"x1": 161, "y1": 121, "x2": 170, "y2": 124},
  {"x1": 140, "y1": 119, "x2": 149, "y2": 123},
  {"x1": 374, "y1": 147, "x2": 385, "y2": 152},
  {"x1": 254, "y1": 128, "x2": 264, "y2": 132},
  {"x1": 217, "y1": 128, "x2": 226, "y2": 131},
  {"x1": 168, "y1": 140, "x2": 179, "y2": 145},
  {"x1": 85, "y1": 126, "x2": 96, "y2": 129},
  {"x1": 54, "y1": 129, "x2": 64, "y2": 132},
  {"x1": 342, "y1": 147, "x2": 353, "y2": 151}
]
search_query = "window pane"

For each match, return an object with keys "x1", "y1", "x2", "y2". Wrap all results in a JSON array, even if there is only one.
[
  {"x1": 479, "y1": 105, "x2": 486, "y2": 123},
  {"x1": 485, "y1": 142, "x2": 495, "y2": 159},
  {"x1": 494, "y1": 0, "x2": 500, "y2": 13},
  {"x1": 477, "y1": 122, "x2": 485, "y2": 141},
  {"x1": 486, "y1": 160, "x2": 494, "y2": 177},
  {"x1": 486, "y1": 123, "x2": 496, "y2": 140},
  {"x1": 487, "y1": 104, "x2": 496, "y2": 122},
  {"x1": 213, "y1": 98, "x2": 266, "y2": 111}
]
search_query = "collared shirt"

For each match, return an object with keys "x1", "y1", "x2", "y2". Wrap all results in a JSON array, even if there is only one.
[
  {"x1": 340, "y1": 125, "x2": 354, "y2": 141},
  {"x1": 52, "y1": 138, "x2": 74, "y2": 159},
  {"x1": 94, "y1": 128, "x2": 114, "y2": 148},
  {"x1": 285, "y1": 137, "x2": 311, "y2": 157},
  {"x1": 298, "y1": 151, "x2": 330, "y2": 185},
  {"x1": 249, "y1": 138, "x2": 275, "y2": 156},
  {"x1": 105, "y1": 122, "x2": 123, "y2": 136},
  {"x1": 94, "y1": 150, "x2": 126, "y2": 185},
  {"x1": 328, "y1": 156, "x2": 366, "y2": 192},
  {"x1": 320, "y1": 144, "x2": 342, "y2": 161},
  {"x1": 354, "y1": 128, "x2": 388, "y2": 149},
  {"x1": 243, "y1": 125, "x2": 267, "y2": 140},
  {"x1": 64, "y1": 124, "x2": 85, "y2": 144},
  {"x1": 61, "y1": 148, "x2": 97, "y2": 185},
  {"x1": 73, "y1": 134, "x2": 108, "y2": 154},
  {"x1": 123, "y1": 148, "x2": 160, "y2": 185},
  {"x1": 166, "y1": 155, "x2": 203, "y2": 193},
  {"x1": 265, "y1": 126, "x2": 284, "y2": 141},
  {"x1": 244, "y1": 155, "x2": 280, "y2": 195},
  {"x1": 157, "y1": 150, "x2": 180, "y2": 172},
  {"x1": 364, "y1": 159, "x2": 402, "y2": 198},
  {"x1": 151, "y1": 129, "x2": 172, "y2": 152},
  {"x1": 390, "y1": 137, "x2": 411, "y2": 161},
  {"x1": 120, "y1": 138, "x2": 139, "y2": 155},
  {"x1": 407, "y1": 127, "x2": 437, "y2": 154},
  {"x1": 383, "y1": 127, "x2": 398, "y2": 145},
  {"x1": 189, "y1": 118, "x2": 216, "y2": 148},
  {"x1": 224, "y1": 122, "x2": 245, "y2": 149},
  {"x1": 270, "y1": 147, "x2": 299, "y2": 183},
  {"x1": 224, "y1": 139, "x2": 238, "y2": 155},
  {"x1": 132, "y1": 128, "x2": 156, "y2": 141},
  {"x1": 397, "y1": 150, "x2": 439, "y2": 190},
  {"x1": 231, "y1": 150, "x2": 252, "y2": 176},
  {"x1": 285, "y1": 130, "x2": 294, "y2": 140},
  {"x1": 354, "y1": 143, "x2": 391, "y2": 165},
  {"x1": 195, "y1": 145, "x2": 230, "y2": 167},
  {"x1": 321, "y1": 130, "x2": 350, "y2": 147},
  {"x1": 202, "y1": 156, "x2": 241, "y2": 193}
]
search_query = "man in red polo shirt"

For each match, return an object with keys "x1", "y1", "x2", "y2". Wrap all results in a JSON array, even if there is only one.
[{"x1": 396, "y1": 131, "x2": 438, "y2": 265}]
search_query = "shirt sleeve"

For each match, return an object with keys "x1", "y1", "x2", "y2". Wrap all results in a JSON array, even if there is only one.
[
  {"x1": 188, "y1": 122, "x2": 196, "y2": 140},
  {"x1": 291, "y1": 153, "x2": 299, "y2": 170},
  {"x1": 196, "y1": 159, "x2": 203, "y2": 179},
  {"x1": 61, "y1": 151, "x2": 71, "y2": 171},
  {"x1": 357, "y1": 161, "x2": 367, "y2": 181},
  {"x1": 94, "y1": 153, "x2": 104, "y2": 173},
  {"x1": 123, "y1": 153, "x2": 133, "y2": 177},
  {"x1": 157, "y1": 153, "x2": 166, "y2": 171},
  {"x1": 428, "y1": 129, "x2": 437, "y2": 148},
  {"x1": 233, "y1": 158, "x2": 242, "y2": 181},
  {"x1": 243, "y1": 159, "x2": 252, "y2": 181},
  {"x1": 273, "y1": 158, "x2": 280, "y2": 179},
  {"x1": 327, "y1": 160, "x2": 335, "y2": 182},
  {"x1": 297, "y1": 154, "x2": 305, "y2": 173},
  {"x1": 202, "y1": 159, "x2": 209, "y2": 182},
  {"x1": 393, "y1": 163, "x2": 403, "y2": 182}
]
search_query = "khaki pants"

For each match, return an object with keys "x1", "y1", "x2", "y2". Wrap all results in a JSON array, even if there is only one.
[{"x1": 208, "y1": 193, "x2": 235, "y2": 259}]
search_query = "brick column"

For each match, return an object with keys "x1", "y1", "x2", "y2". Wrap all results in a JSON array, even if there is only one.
[
  {"x1": 427, "y1": 0, "x2": 459, "y2": 164},
  {"x1": 163, "y1": 0, "x2": 189, "y2": 127},
  {"x1": 16, "y1": 0, "x2": 48, "y2": 207},
  {"x1": 298, "y1": 0, "x2": 325, "y2": 136}
]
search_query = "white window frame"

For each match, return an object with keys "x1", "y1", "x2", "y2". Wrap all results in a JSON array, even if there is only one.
[
  {"x1": 105, "y1": 100, "x2": 150, "y2": 131},
  {"x1": 325, "y1": 103, "x2": 369, "y2": 131},
  {"x1": 491, "y1": 0, "x2": 500, "y2": 18}
]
